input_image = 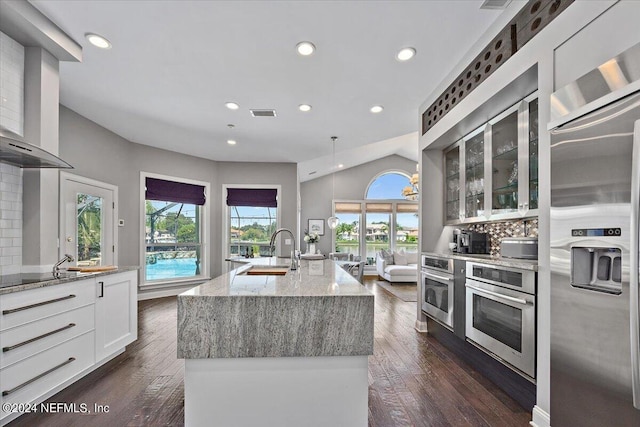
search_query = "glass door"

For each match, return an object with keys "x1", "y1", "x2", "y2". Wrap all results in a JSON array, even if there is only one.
[
  {"x1": 444, "y1": 143, "x2": 461, "y2": 223},
  {"x1": 528, "y1": 98, "x2": 539, "y2": 210},
  {"x1": 463, "y1": 127, "x2": 486, "y2": 220},
  {"x1": 60, "y1": 174, "x2": 116, "y2": 267},
  {"x1": 490, "y1": 106, "x2": 519, "y2": 215}
]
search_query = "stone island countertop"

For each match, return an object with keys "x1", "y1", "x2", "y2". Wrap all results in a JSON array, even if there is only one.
[{"x1": 177, "y1": 257, "x2": 374, "y2": 359}]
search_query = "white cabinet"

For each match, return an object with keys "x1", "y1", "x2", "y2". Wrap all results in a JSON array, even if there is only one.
[
  {"x1": 0, "y1": 270, "x2": 138, "y2": 426},
  {"x1": 95, "y1": 270, "x2": 137, "y2": 362}
]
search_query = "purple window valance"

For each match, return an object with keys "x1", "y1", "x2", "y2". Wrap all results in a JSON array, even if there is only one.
[
  {"x1": 145, "y1": 177, "x2": 206, "y2": 205},
  {"x1": 226, "y1": 188, "x2": 277, "y2": 207}
]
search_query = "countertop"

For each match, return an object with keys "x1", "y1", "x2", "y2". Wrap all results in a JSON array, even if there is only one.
[
  {"x1": 422, "y1": 252, "x2": 538, "y2": 271},
  {"x1": 0, "y1": 266, "x2": 140, "y2": 295},
  {"x1": 177, "y1": 257, "x2": 374, "y2": 359}
]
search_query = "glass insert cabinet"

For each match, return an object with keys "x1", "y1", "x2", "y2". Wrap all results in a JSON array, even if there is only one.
[{"x1": 443, "y1": 92, "x2": 538, "y2": 224}]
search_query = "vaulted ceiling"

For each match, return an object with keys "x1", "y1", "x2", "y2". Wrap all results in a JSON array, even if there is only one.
[{"x1": 32, "y1": 0, "x2": 508, "y2": 178}]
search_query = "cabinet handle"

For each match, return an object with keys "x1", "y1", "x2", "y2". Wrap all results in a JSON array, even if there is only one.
[
  {"x1": 2, "y1": 357, "x2": 76, "y2": 396},
  {"x1": 98, "y1": 281, "x2": 104, "y2": 298},
  {"x1": 2, "y1": 295, "x2": 76, "y2": 315},
  {"x1": 2, "y1": 323, "x2": 76, "y2": 353}
]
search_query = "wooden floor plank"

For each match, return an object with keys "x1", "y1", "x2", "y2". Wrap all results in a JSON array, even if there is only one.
[{"x1": 8, "y1": 280, "x2": 531, "y2": 426}]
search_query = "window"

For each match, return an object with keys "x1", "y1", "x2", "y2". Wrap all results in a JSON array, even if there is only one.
[
  {"x1": 225, "y1": 187, "x2": 278, "y2": 259},
  {"x1": 335, "y1": 203, "x2": 361, "y2": 259},
  {"x1": 331, "y1": 171, "x2": 419, "y2": 267},
  {"x1": 366, "y1": 172, "x2": 413, "y2": 199},
  {"x1": 141, "y1": 174, "x2": 209, "y2": 285}
]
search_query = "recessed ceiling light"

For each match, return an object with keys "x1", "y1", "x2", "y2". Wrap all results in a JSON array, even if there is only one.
[
  {"x1": 296, "y1": 41, "x2": 315, "y2": 56},
  {"x1": 370, "y1": 105, "x2": 384, "y2": 113},
  {"x1": 225, "y1": 102, "x2": 239, "y2": 110},
  {"x1": 338, "y1": 164, "x2": 344, "y2": 168},
  {"x1": 85, "y1": 33, "x2": 112, "y2": 49},
  {"x1": 299, "y1": 104, "x2": 312, "y2": 112},
  {"x1": 396, "y1": 47, "x2": 416, "y2": 61},
  {"x1": 227, "y1": 139, "x2": 237, "y2": 145}
]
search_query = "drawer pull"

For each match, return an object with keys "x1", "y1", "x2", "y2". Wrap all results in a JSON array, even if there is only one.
[
  {"x1": 2, "y1": 294, "x2": 76, "y2": 315},
  {"x1": 2, "y1": 357, "x2": 76, "y2": 396},
  {"x1": 2, "y1": 323, "x2": 76, "y2": 352}
]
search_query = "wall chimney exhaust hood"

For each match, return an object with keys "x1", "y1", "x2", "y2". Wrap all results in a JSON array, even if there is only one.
[{"x1": 0, "y1": 131, "x2": 72, "y2": 169}]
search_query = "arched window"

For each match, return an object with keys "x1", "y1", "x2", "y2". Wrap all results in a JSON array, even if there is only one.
[{"x1": 365, "y1": 171, "x2": 412, "y2": 200}]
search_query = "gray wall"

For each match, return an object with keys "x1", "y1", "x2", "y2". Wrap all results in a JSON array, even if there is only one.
[
  {"x1": 59, "y1": 105, "x2": 297, "y2": 285},
  {"x1": 300, "y1": 154, "x2": 416, "y2": 255}
]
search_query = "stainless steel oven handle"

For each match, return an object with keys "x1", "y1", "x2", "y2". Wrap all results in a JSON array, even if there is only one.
[
  {"x1": 465, "y1": 283, "x2": 530, "y2": 306},
  {"x1": 423, "y1": 271, "x2": 453, "y2": 282},
  {"x1": 630, "y1": 119, "x2": 640, "y2": 409}
]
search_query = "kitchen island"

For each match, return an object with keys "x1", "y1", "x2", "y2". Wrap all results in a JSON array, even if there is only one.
[{"x1": 177, "y1": 258, "x2": 374, "y2": 427}]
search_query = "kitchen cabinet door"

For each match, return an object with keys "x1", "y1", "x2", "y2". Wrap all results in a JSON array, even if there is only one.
[
  {"x1": 95, "y1": 271, "x2": 137, "y2": 362},
  {"x1": 444, "y1": 142, "x2": 462, "y2": 224},
  {"x1": 462, "y1": 125, "x2": 488, "y2": 221},
  {"x1": 488, "y1": 104, "x2": 520, "y2": 218}
]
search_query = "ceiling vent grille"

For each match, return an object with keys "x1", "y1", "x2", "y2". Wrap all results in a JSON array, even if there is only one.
[
  {"x1": 250, "y1": 109, "x2": 277, "y2": 117},
  {"x1": 480, "y1": 0, "x2": 512, "y2": 9}
]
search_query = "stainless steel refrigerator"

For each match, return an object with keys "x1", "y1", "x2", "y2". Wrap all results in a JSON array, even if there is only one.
[{"x1": 550, "y1": 42, "x2": 640, "y2": 426}]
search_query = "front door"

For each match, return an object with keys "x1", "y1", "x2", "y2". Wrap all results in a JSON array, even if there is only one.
[{"x1": 60, "y1": 173, "x2": 117, "y2": 267}]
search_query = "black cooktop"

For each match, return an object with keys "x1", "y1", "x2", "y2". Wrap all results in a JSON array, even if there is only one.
[{"x1": 0, "y1": 272, "x2": 84, "y2": 289}]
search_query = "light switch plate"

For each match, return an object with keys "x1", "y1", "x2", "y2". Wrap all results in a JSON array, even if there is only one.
[
  {"x1": 118, "y1": 219, "x2": 125, "y2": 227},
  {"x1": 285, "y1": 238, "x2": 291, "y2": 245}
]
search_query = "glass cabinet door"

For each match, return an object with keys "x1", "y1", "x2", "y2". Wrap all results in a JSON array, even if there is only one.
[
  {"x1": 464, "y1": 129, "x2": 485, "y2": 219},
  {"x1": 444, "y1": 144, "x2": 460, "y2": 223},
  {"x1": 528, "y1": 98, "x2": 539, "y2": 210},
  {"x1": 490, "y1": 108, "x2": 519, "y2": 215}
]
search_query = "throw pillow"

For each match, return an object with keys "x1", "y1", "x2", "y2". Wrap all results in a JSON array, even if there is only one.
[
  {"x1": 405, "y1": 251, "x2": 418, "y2": 265},
  {"x1": 380, "y1": 249, "x2": 394, "y2": 265},
  {"x1": 393, "y1": 250, "x2": 408, "y2": 266}
]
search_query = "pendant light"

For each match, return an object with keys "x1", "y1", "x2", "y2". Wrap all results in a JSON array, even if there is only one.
[{"x1": 327, "y1": 136, "x2": 340, "y2": 230}]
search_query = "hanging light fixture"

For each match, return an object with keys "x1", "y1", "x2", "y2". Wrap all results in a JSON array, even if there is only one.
[{"x1": 327, "y1": 136, "x2": 340, "y2": 230}]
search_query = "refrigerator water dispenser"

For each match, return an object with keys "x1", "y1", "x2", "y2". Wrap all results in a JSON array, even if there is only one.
[{"x1": 571, "y1": 247, "x2": 622, "y2": 294}]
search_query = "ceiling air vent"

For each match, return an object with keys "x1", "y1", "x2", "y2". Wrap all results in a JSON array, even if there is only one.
[
  {"x1": 250, "y1": 109, "x2": 277, "y2": 117},
  {"x1": 480, "y1": 0, "x2": 512, "y2": 9}
]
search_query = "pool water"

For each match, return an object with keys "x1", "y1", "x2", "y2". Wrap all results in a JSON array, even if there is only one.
[{"x1": 146, "y1": 258, "x2": 199, "y2": 281}]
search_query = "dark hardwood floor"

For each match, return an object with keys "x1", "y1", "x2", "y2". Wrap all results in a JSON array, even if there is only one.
[{"x1": 9, "y1": 279, "x2": 531, "y2": 426}]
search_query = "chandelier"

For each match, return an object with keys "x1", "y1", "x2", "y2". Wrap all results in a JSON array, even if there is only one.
[{"x1": 402, "y1": 172, "x2": 419, "y2": 201}]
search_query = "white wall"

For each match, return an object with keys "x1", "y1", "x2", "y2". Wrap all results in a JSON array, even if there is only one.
[
  {"x1": 417, "y1": 1, "x2": 640, "y2": 425},
  {"x1": 300, "y1": 154, "x2": 417, "y2": 255}
]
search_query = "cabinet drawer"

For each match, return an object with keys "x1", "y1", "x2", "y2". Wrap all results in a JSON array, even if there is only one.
[
  {"x1": 0, "y1": 279, "x2": 95, "y2": 331},
  {"x1": 0, "y1": 332, "x2": 95, "y2": 419},
  {"x1": 0, "y1": 304, "x2": 95, "y2": 369}
]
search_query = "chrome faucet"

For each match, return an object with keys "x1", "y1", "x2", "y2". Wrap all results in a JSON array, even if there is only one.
[
  {"x1": 53, "y1": 254, "x2": 74, "y2": 277},
  {"x1": 269, "y1": 228, "x2": 298, "y2": 270}
]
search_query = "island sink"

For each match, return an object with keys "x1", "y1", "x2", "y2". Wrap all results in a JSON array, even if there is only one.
[{"x1": 239, "y1": 265, "x2": 290, "y2": 276}]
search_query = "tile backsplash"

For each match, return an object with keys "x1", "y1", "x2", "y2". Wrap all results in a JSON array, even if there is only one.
[
  {"x1": 467, "y1": 218, "x2": 538, "y2": 256},
  {"x1": 0, "y1": 163, "x2": 22, "y2": 275}
]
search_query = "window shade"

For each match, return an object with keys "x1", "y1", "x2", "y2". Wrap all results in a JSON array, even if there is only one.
[
  {"x1": 226, "y1": 188, "x2": 277, "y2": 207},
  {"x1": 145, "y1": 177, "x2": 206, "y2": 205},
  {"x1": 397, "y1": 203, "x2": 418, "y2": 213},
  {"x1": 365, "y1": 202, "x2": 392, "y2": 212},
  {"x1": 335, "y1": 202, "x2": 362, "y2": 213}
]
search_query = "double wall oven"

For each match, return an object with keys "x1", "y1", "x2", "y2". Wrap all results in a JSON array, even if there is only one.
[
  {"x1": 421, "y1": 255, "x2": 455, "y2": 330},
  {"x1": 465, "y1": 261, "x2": 536, "y2": 378}
]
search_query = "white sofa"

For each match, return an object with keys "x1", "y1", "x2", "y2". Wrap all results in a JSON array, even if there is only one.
[{"x1": 376, "y1": 251, "x2": 418, "y2": 284}]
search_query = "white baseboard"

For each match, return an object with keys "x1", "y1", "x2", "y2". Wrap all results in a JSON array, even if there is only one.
[
  {"x1": 414, "y1": 319, "x2": 428, "y2": 333},
  {"x1": 530, "y1": 405, "x2": 550, "y2": 427},
  {"x1": 137, "y1": 284, "x2": 196, "y2": 300}
]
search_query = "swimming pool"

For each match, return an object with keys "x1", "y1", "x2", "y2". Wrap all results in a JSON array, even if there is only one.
[{"x1": 145, "y1": 257, "x2": 199, "y2": 281}]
